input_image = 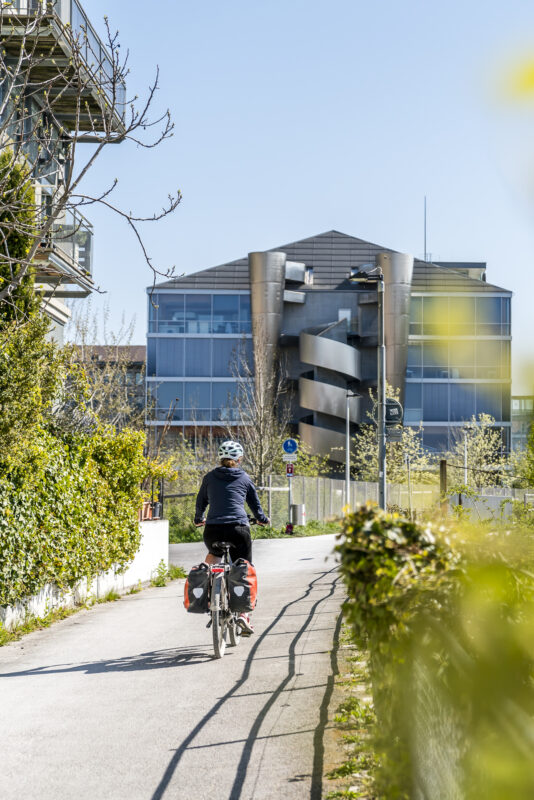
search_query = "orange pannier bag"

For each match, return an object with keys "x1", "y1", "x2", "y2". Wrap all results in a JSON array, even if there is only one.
[{"x1": 227, "y1": 559, "x2": 258, "y2": 612}]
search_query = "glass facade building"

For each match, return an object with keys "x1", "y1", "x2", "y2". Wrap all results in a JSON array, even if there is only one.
[
  {"x1": 146, "y1": 291, "x2": 253, "y2": 427},
  {"x1": 404, "y1": 293, "x2": 512, "y2": 450},
  {"x1": 147, "y1": 231, "x2": 513, "y2": 456}
]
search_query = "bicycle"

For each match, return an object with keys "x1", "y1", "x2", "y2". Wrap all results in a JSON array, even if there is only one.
[
  {"x1": 198, "y1": 517, "x2": 260, "y2": 659},
  {"x1": 206, "y1": 541, "x2": 242, "y2": 659}
]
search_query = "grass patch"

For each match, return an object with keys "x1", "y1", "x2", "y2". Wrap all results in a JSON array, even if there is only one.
[
  {"x1": 169, "y1": 518, "x2": 340, "y2": 543},
  {"x1": 168, "y1": 564, "x2": 187, "y2": 580},
  {"x1": 0, "y1": 606, "x2": 80, "y2": 646},
  {"x1": 97, "y1": 589, "x2": 121, "y2": 604},
  {"x1": 151, "y1": 560, "x2": 188, "y2": 587}
]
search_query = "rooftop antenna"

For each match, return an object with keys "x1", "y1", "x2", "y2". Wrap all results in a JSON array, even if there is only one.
[{"x1": 424, "y1": 195, "x2": 428, "y2": 262}]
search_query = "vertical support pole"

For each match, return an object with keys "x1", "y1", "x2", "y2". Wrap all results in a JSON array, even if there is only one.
[
  {"x1": 268, "y1": 474, "x2": 272, "y2": 522},
  {"x1": 406, "y1": 456, "x2": 412, "y2": 520},
  {"x1": 440, "y1": 459, "x2": 448, "y2": 515},
  {"x1": 464, "y1": 431, "x2": 468, "y2": 486},
  {"x1": 377, "y1": 276, "x2": 387, "y2": 510},
  {"x1": 288, "y1": 475, "x2": 292, "y2": 522},
  {"x1": 345, "y1": 392, "x2": 350, "y2": 509}
]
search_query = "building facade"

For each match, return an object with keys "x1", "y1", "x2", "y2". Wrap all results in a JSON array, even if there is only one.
[
  {"x1": 511, "y1": 396, "x2": 534, "y2": 451},
  {"x1": 147, "y1": 231, "x2": 512, "y2": 458},
  {"x1": 1, "y1": 1, "x2": 126, "y2": 339}
]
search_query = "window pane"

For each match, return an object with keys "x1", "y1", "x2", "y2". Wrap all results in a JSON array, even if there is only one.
[
  {"x1": 477, "y1": 297, "x2": 501, "y2": 335},
  {"x1": 409, "y1": 296, "x2": 422, "y2": 335},
  {"x1": 154, "y1": 382, "x2": 183, "y2": 420},
  {"x1": 240, "y1": 295, "x2": 252, "y2": 333},
  {"x1": 450, "y1": 384, "x2": 476, "y2": 421},
  {"x1": 449, "y1": 341, "x2": 475, "y2": 379},
  {"x1": 423, "y1": 297, "x2": 448, "y2": 336},
  {"x1": 147, "y1": 338, "x2": 156, "y2": 377},
  {"x1": 185, "y1": 295, "x2": 212, "y2": 333},
  {"x1": 476, "y1": 384, "x2": 502, "y2": 420},
  {"x1": 185, "y1": 339, "x2": 211, "y2": 376},
  {"x1": 449, "y1": 296, "x2": 475, "y2": 336},
  {"x1": 404, "y1": 383, "x2": 422, "y2": 424},
  {"x1": 212, "y1": 339, "x2": 238, "y2": 377},
  {"x1": 148, "y1": 294, "x2": 159, "y2": 332},
  {"x1": 157, "y1": 339, "x2": 184, "y2": 377},
  {"x1": 212, "y1": 381, "x2": 239, "y2": 420},
  {"x1": 423, "y1": 342, "x2": 449, "y2": 378},
  {"x1": 502, "y1": 297, "x2": 511, "y2": 335},
  {"x1": 423, "y1": 383, "x2": 448, "y2": 421},
  {"x1": 184, "y1": 382, "x2": 211, "y2": 408},
  {"x1": 157, "y1": 294, "x2": 184, "y2": 333},
  {"x1": 422, "y1": 427, "x2": 449, "y2": 452},
  {"x1": 476, "y1": 341, "x2": 501, "y2": 379},
  {"x1": 212, "y1": 295, "x2": 239, "y2": 334},
  {"x1": 406, "y1": 344, "x2": 422, "y2": 378}
]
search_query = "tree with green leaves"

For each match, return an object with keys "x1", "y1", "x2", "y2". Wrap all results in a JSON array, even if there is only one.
[
  {"x1": 0, "y1": 150, "x2": 38, "y2": 324},
  {"x1": 351, "y1": 386, "x2": 435, "y2": 484},
  {"x1": 447, "y1": 414, "x2": 507, "y2": 489}
]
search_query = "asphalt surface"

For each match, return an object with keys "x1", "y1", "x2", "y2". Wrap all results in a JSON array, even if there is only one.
[{"x1": 0, "y1": 534, "x2": 343, "y2": 800}]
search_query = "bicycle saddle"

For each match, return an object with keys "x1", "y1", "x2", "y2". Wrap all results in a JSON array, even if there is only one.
[{"x1": 211, "y1": 541, "x2": 233, "y2": 555}]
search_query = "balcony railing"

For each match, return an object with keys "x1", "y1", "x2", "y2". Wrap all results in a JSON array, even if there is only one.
[
  {"x1": 5, "y1": 0, "x2": 126, "y2": 117},
  {"x1": 47, "y1": 206, "x2": 93, "y2": 277}
]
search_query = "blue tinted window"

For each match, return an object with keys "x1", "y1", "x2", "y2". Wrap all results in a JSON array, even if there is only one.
[
  {"x1": 449, "y1": 296, "x2": 475, "y2": 336},
  {"x1": 422, "y1": 427, "x2": 449, "y2": 452},
  {"x1": 450, "y1": 384, "x2": 476, "y2": 421},
  {"x1": 240, "y1": 295, "x2": 251, "y2": 333},
  {"x1": 422, "y1": 383, "x2": 448, "y2": 421},
  {"x1": 184, "y1": 382, "x2": 211, "y2": 420},
  {"x1": 406, "y1": 344, "x2": 422, "y2": 378},
  {"x1": 423, "y1": 343, "x2": 448, "y2": 378},
  {"x1": 185, "y1": 295, "x2": 212, "y2": 333},
  {"x1": 476, "y1": 341, "x2": 501, "y2": 379},
  {"x1": 212, "y1": 295, "x2": 239, "y2": 334},
  {"x1": 476, "y1": 297, "x2": 501, "y2": 335},
  {"x1": 449, "y1": 341, "x2": 475, "y2": 379},
  {"x1": 409, "y1": 296, "x2": 422, "y2": 335},
  {"x1": 476, "y1": 384, "x2": 502, "y2": 420},
  {"x1": 157, "y1": 339, "x2": 184, "y2": 377},
  {"x1": 147, "y1": 338, "x2": 156, "y2": 377},
  {"x1": 184, "y1": 339, "x2": 211, "y2": 376},
  {"x1": 157, "y1": 294, "x2": 184, "y2": 333},
  {"x1": 212, "y1": 381, "x2": 239, "y2": 420},
  {"x1": 154, "y1": 382, "x2": 183, "y2": 420},
  {"x1": 423, "y1": 297, "x2": 448, "y2": 336}
]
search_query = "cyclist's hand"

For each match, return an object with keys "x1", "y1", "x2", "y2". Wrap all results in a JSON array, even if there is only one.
[
  {"x1": 257, "y1": 518, "x2": 270, "y2": 527},
  {"x1": 194, "y1": 519, "x2": 206, "y2": 527}
]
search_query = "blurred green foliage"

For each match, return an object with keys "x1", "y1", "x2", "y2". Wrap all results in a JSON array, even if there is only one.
[{"x1": 337, "y1": 505, "x2": 534, "y2": 799}]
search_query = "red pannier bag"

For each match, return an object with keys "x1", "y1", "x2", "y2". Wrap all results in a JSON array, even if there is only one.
[
  {"x1": 183, "y1": 563, "x2": 210, "y2": 613},
  {"x1": 228, "y1": 559, "x2": 258, "y2": 612}
]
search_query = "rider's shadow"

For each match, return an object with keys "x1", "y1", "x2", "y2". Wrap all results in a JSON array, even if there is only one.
[{"x1": 1, "y1": 646, "x2": 213, "y2": 678}]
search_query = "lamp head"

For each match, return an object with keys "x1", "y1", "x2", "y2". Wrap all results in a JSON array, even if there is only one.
[{"x1": 350, "y1": 262, "x2": 382, "y2": 283}]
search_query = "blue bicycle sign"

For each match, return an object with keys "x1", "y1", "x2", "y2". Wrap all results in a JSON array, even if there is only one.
[{"x1": 282, "y1": 438, "x2": 298, "y2": 455}]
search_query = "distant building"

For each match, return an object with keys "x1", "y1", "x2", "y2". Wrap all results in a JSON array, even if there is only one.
[
  {"x1": 511, "y1": 396, "x2": 534, "y2": 451},
  {"x1": 83, "y1": 345, "x2": 146, "y2": 417},
  {"x1": 146, "y1": 231, "x2": 512, "y2": 458}
]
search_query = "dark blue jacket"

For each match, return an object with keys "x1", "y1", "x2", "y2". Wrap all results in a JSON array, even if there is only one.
[{"x1": 194, "y1": 467, "x2": 268, "y2": 526}]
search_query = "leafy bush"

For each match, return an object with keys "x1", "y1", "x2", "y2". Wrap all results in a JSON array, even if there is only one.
[{"x1": 337, "y1": 505, "x2": 534, "y2": 799}]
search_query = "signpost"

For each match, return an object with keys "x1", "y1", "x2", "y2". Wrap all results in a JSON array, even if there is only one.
[
  {"x1": 372, "y1": 398, "x2": 404, "y2": 427},
  {"x1": 282, "y1": 438, "x2": 298, "y2": 520}
]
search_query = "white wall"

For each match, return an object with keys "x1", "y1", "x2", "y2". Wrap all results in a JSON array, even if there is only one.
[{"x1": 0, "y1": 520, "x2": 169, "y2": 631}]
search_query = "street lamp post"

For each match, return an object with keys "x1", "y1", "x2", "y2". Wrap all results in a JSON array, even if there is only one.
[{"x1": 377, "y1": 274, "x2": 386, "y2": 509}]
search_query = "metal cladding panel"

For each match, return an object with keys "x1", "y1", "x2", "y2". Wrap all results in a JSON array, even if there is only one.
[
  {"x1": 283, "y1": 290, "x2": 306, "y2": 304},
  {"x1": 376, "y1": 252, "x2": 413, "y2": 404},
  {"x1": 298, "y1": 421, "x2": 346, "y2": 463},
  {"x1": 285, "y1": 261, "x2": 306, "y2": 282},
  {"x1": 300, "y1": 332, "x2": 360, "y2": 380},
  {"x1": 299, "y1": 377, "x2": 360, "y2": 422},
  {"x1": 248, "y1": 251, "x2": 286, "y2": 380}
]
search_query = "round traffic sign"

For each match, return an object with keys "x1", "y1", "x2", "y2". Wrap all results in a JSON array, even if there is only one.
[
  {"x1": 282, "y1": 438, "x2": 298, "y2": 454},
  {"x1": 385, "y1": 398, "x2": 403, "y2": 425}
]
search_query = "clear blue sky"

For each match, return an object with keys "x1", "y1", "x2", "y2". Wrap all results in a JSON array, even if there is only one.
[{"x1": 78, "y1": 0, "x2": 534, "y2": 392}]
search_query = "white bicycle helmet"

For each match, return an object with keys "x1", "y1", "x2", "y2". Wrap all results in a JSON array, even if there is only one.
[{"x1": 218, "y1": 440, "x2": 244, "y2": 460}]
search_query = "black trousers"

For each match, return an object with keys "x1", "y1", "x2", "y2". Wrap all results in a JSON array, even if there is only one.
[{"x1": 203, "y1": 522, "x2": 252, "y2": 563}]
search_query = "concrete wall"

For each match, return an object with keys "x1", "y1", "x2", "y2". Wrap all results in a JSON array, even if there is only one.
[{"x1": 1, "y1": 520, "x2": 169, "y2": 631}]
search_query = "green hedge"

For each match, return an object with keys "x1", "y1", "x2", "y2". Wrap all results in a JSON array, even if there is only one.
[
  {"x1": 337, "y1": 506, "x2": 534, "y2": 799},
  {"x1": 0, "y1": 426, "x2": 149, "y2": 607}
]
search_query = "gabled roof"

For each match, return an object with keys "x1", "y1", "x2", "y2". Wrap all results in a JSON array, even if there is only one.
[{"x1": 155, "y1": 230, "x2": 510, "y2": 294}]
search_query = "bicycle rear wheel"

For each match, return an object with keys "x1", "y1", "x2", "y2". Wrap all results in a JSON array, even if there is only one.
[
  {"x1": 228, "y1": 614, "x2": 242, "y2": 647},
  {"x1": 211, "y1": 575, "x2": 227, "y2": 659}
]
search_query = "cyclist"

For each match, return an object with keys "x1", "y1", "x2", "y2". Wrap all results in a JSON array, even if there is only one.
[{"x1": 194, "y1": 440, "x2": 269, "y2": 635}]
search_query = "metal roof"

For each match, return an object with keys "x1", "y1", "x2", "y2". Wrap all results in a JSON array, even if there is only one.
[{"x1": 154, "y1": 230, "x2": 510, "y2": 294}]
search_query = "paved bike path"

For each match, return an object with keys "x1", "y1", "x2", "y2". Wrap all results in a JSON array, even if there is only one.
[{"x1": 0, "y1": 535, "x2": 343, "y2": 800}]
